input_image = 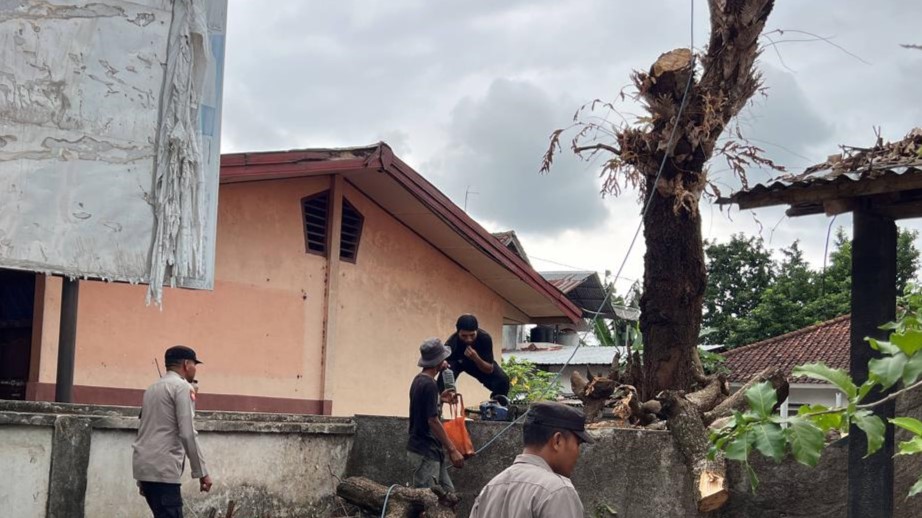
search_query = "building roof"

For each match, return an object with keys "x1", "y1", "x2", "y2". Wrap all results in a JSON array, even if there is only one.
[
  {"x1": 722, "y1": 315, "x2": 850, "y2": 384},
  {"x1": 492, "y1": 230, "x2": 531, "y2": 266},
  {"x1": 220, "y1": 143, "x2": 581, "y2": 324},
  {"x1": 723, "y1": 129, "x2": 922, "y2": 219},
  {"x1": 540, "y1": 271, "x2": 640, "y2": 320},
  {"x1": 505, "y1": 344, "x2": 623, "y2": 366}
]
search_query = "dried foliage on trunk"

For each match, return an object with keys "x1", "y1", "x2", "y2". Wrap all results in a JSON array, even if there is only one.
[
  {"x1": 541, "y1": 3, "x2": 784, "y2": 510},
  {"x1": 542, "y1": 0, "x2": 779, "y2": 400}
]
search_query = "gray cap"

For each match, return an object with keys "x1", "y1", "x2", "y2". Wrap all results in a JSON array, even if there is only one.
[
  {"x1": 418, "y1": 338, "x2": 451, "y2": 368},
  {"x1": 526, "y1": 401, "x2": 593, "y2": 443}
]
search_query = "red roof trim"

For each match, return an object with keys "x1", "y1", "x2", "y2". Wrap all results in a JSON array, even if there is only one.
[
  {"x1": 218, "y1": 144, "x2": 582, "y2": 323},
  {"x1": 365, "y1": 145, "x2": 581, "y2": 323}
]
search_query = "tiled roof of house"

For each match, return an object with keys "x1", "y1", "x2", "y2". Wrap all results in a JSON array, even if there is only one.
[{"x1": 722, "y1": 315, "x2": 850, "y2": 384}]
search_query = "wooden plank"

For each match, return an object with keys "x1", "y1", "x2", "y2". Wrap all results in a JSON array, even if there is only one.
[{"x1": 823, "y1": 199, "x2": 858, "y2": 216}]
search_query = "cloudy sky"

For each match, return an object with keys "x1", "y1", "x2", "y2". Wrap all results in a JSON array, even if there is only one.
[{"x1": 221, "y1": 0, "x2": 922, "y2": 293}]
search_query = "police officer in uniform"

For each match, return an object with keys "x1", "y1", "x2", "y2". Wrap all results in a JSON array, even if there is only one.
[{"x1": 133, "y1": 345, "x2": 212, "y2": 517}]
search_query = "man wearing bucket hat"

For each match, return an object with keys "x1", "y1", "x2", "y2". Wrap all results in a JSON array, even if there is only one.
[
  {"x1": 133, "y1": 345, "x2": 212, "y2": 517},
  {"x1": 470, "y1": 401, "x2": 590, "y2": 518},
  {"x1": 407, "y1": 338, "x2": 464, "y2": 490}
]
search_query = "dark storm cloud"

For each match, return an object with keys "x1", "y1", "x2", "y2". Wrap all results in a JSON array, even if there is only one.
[
  {"x1": 220, "y1": 0, "x2": 922, "y2": 269},
  {"x1": 424, "y1": 78, "x2": 608, "y2": 233}
]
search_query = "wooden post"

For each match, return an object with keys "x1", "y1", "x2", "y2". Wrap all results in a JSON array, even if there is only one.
[
  {"x1": 848, "y1": 210, "x2": 896, "y2": 517},
  {"x1": 54, "y1": 278, "x2": 79, "y2": 403},
  {"x1": 320, "y1": 175, "x2": 344, "y2": 415}
]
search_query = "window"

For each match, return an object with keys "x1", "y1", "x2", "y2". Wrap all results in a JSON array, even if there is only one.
[
  {"x1": 339, "y1": 199, "x2": 363, "y2": 262},
  {"x1": 302, "y1": 191, "x2": 330, "y2": 256},
  {"x1": 301, "y1": 190, "x2": 364, "y2": 262}
]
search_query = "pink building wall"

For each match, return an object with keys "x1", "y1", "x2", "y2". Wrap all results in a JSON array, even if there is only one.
[{"x1": 28, "y1": 174, "x2": 506, "y2": 415}]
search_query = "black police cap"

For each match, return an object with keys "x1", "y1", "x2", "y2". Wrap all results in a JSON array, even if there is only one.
[{"x1": 164, "y1": 345, "x2": 202, "y2": 364}]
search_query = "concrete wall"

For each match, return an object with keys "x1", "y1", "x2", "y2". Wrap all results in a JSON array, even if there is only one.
[
  {"x1": 4, "y1": 399, "x2": 922, "y2": 518},
  {"x1": 347, "y1": 414, "x2": 922, "y2": 518},
  {"x1": 0, "y1": 400, "x2": 353, "y2": 518},
  {"x1": 0, "y1": 425, "x2": 53, "y2": 518}
]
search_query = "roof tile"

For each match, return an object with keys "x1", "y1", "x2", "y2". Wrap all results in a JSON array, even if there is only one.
[{"x1": 723, "y1": 315, "x2": 851, "y2": 384}]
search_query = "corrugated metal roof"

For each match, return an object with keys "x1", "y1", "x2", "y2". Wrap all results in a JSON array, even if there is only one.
[
  {"x1": 540, "y1": 271, "x2": 640, "y2": 321},
  {"x1": 729, "y1": 165, "x2": 922, "y2": 201},
  {"x1": 725, "y1": 128, "x2": 922, "y2": 207},
  {"x1": 505, "y1": 345, "x2": 624, "y2": 366},
  {"x1": 542, "y1": 271, "x2": 597, "y2": 294}
]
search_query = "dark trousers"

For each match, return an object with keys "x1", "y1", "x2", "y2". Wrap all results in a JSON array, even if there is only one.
[
  {"x1": 447, "y1": 359, "x2": 510, "y2": 398},
  {"x1": 140, "y1": 481, "x2": 183, "y2": 518}
]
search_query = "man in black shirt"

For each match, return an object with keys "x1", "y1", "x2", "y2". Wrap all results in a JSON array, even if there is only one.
[
  {"x1": 441, "y1": 314, "x2": 511, "y2": 401},
  {"x1": 408, "y1": 337, "x2": 464, "y2": 490}
]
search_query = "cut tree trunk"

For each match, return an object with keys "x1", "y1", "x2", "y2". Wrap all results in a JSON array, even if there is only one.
[
  {"x1": 660, "y1": 391, "x2": 729, "y2": 513},
  {"x1": 336, "y1": 477, "x2": 457, "y2": 518},
  {"x1": 703, "y1": 366, "x2": 788, "y2": 426},
  {"x1": 639, "y1": 169, "x2": 708, "y2": 400},
  {"x1": 685, "y1": 375, "x2": 729, "y2": 413},
  {"x1": 570, "y1": 370, "x2": 616, "y2": 422},
  {"x1": 630, "y1": 0, "x2": 776, "y2": 400}
]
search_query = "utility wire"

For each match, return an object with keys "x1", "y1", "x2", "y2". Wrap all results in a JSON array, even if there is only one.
[
  {"x1": 383, "y1": 3, "x2": 697, "y2": 513},
  {"x1": 468, "y1": 0, "x2": 698, "y2": 458}
]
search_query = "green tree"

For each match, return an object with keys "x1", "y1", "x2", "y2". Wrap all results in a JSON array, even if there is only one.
[
  {"x1": 710, "y1": 229, "x2": 920, "y2": 349},
  {"x1": 703, "y1": 234, "x2": 775, "y2": 345},
  {"x1": 502, "y1": 357, "x2": 561, "y2": 403},
  {"x1": 898, "y1": 229, "x2": 920, "y2": 293},
  {"x1": 731, "y1": 241, "x2": 822, "y2": 346}
]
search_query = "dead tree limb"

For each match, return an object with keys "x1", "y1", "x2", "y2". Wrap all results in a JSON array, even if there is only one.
[
  {"x1": 570, "y1": 371, "x2": 616, "y2": 422},
  {"x1": 660, "y1": 391, "x2": 729, "y2": 513},
  {"x1": 336, "y1": 477, "x2": 457, "y2": 518},
  {"x1": 702, "y1": 366, "x2": 788, "y2": 426},
  {"x1": 685, "y1": 375, "x2": 729, "y2": 413}
]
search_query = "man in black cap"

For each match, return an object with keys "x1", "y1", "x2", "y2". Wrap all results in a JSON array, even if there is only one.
[
  {"x1": 470, "y1": 401, "x2": 590, "y2": 518},
  {"x1": 440, "y1": 314, "x2": 510, "y2": 401},
  {"x1": 133, "y1": 345, "x2": 212, "y2": 517},
  {"x1": 408, "y1": 338, "x2": 464, "y2": 491}
]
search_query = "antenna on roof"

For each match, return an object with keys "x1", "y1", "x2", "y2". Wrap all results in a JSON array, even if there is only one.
[{"x1": 464, "y1": 185, "x2": 479, "y2": 212}]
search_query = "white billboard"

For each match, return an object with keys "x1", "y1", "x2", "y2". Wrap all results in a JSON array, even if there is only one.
[{"x1": 0, "y1": 0, "x2": 227, "y2": 305}]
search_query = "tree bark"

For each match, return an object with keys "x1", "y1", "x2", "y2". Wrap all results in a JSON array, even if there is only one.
[
  {"x1": 702, "y1": 366, "x2": 788, "y2": 426},
  {"x1": 685, "y1": 375, "x2": 729, "y2": 413},
  {"x1": 661, "y1": 391, "x2": 729, "y2": 513},
  {"x1": 336, "y1": 477, "x2": 457, "y2": 518},
  {"x1": 570, "y1": 370, "x2": 616, "y2": 422},
  {"x1": 632, "y1": 0, "x2": 776, "y2": 400},
  {"x1": 640, "y1": 178, "x2": 708, "y2": 399}
]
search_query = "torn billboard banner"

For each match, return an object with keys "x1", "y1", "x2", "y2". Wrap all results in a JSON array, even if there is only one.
[{"x1": 0, "y1": 0, "x2": 227, "y2": 305}]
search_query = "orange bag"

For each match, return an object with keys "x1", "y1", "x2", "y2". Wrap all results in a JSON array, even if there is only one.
[{"x1": 443, "y1": 394, "x2": 475, "y2": 457}]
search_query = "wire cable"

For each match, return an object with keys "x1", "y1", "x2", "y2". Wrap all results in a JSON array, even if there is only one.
[
  {"x1": 469, "y1": 0, "x2": 698, "y2": 458},
  {"x1": 385, "y1": 2, "x2": 697, "y2": 513}
]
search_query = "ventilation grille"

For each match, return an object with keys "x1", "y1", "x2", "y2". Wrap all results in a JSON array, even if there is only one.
[{"x1": 302, "y1": 192, "x2": 329, "y2": 255}]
